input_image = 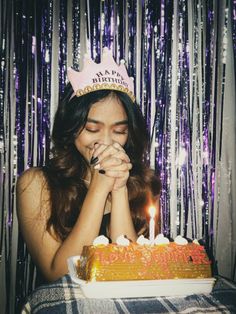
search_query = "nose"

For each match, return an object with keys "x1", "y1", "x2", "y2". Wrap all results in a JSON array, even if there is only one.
[{"x1": 98, "y1": 129, "x2": 113, "y2": 146}]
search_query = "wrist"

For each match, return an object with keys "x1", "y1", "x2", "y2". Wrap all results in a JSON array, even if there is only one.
[
  {"x1": 89, "y1": 174, "x2": 108, "y2": 193},
  {"x1": 111, "y1": 185, "x2": 128, "y2": 197},
  {"x1": 89, "y1": 171, "x2": 113, "y2": 195}
]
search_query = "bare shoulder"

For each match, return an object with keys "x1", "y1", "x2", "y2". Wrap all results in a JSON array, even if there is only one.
[
  {"x1": 16, "y1": 167, "x2": 50, "y2": 219},
  {"x1": 16, "y1": 167, "x2": 48, "y2": 194}
]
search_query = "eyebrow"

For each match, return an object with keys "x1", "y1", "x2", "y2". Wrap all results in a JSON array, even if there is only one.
[{"x1": 86, "y1": 118, "x2": 128, "y2": 126}]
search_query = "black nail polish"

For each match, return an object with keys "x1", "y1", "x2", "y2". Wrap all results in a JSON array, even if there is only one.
[
  {"x1": 90, "y1": 156, "x2": 99, "y2": 165},
  {"x1": 99, "y1": 169, "x2": 106, "y2": 174}
]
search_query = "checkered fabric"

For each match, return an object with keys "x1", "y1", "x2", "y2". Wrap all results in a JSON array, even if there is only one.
[{"x1": 22, "y1": 275, "x2": 236, "y2": 314}]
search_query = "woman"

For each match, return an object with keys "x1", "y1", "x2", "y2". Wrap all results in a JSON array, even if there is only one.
[{"x1": 16, "y1": 49, "x2": 161, "y2": 283}]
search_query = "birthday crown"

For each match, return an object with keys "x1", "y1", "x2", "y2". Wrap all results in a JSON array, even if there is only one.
[{"x1": 67, "y1": 47, "x2": 135, "y2": 102}]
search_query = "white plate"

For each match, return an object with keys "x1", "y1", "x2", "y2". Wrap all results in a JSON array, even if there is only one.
[{"x1": 67, "y1": 256, "x2": 216, "y2": 298}]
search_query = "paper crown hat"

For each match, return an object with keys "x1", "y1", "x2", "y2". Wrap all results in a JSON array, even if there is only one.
[{"x1": 67, "y1": 47, "x2": 135, "y2": 102}]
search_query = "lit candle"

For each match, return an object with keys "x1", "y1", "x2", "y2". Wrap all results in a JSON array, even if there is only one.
[{"x1": 149, "y1": 206, "x2": 156, "y2": 244}]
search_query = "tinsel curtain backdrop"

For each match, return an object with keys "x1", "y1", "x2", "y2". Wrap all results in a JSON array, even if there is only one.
[{"x1": 0, "y1": 0, "x2": 235, "y2": 313}]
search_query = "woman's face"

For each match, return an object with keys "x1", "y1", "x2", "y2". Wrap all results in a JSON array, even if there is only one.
[{"x1": 74, "y1": 94, "x2": 129, "y2": 163}]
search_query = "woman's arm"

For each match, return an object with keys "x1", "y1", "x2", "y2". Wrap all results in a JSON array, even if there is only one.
[
  {"x1": 16, "y1": 167, "x2": 113, "y2": 281},
  {"x1": 92, "y1": 143, "x2": 137, "y2": 241},
  {"x1": 110, "y1": 186, "x2": 137, "y2": 242}
]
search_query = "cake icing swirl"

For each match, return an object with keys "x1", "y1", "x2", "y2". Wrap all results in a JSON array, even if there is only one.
[
  {"x1": 154, "y1": 233, "x2": 170, "y2": 245},
  {"x1": 136, "y1": 235, "x2": 151, "y2": 245},
  {"x1": 116, "y1": 235, "x2": 130, "y2": 246},
  {"x1": 174, "y1": 235, "x2": 188, "y2": 245},
  {"x1": 93, "y1": 235, "x2": 109, "y2": 246}
]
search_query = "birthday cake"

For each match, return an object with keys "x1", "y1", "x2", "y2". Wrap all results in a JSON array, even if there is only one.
[{"x1": 76, "y1": 234, "x2": 212, "y2": 282}]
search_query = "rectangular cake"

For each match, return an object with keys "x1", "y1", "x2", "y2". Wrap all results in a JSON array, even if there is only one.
[{"x1": 77, "y1": 239, "x2": 212, "y2": 282}]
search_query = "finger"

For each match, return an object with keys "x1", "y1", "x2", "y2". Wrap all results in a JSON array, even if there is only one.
[
  {"x1": 112, "y1": 142, "x2": 125, "y2": 152},
  {"x1": 103, "y1": 170, "x2": 128, "y2": 178},
  {"x1": 93, "y1": 144, "x2": 119, "y2": 162},
  {"x1": 90, "y1": 144, "x2": 108, "y2": 164},
  {"x1": 91, "y1": 142, "x2": 129, "y2": 166},
  {"x1": 96, "y1": 159, "x2": 132, "y2": 171},
  {"x1": 94, "y1": 157, "x2": 122, "y2": 170},
  {"x1": 89, "y1": 142, "x2": 99, "y2": 161},
  {"x1": 93, "y1": 143, "x2": 108, "y2": 156},
  {"x1": 112, "y1": 150, "x2": 130, "y2": 163},
  {"x1": 93, "y1": 141, "x2": 126, "y2": 157},
  {"x1": 96, "y1": 144, "x2": 130, "y2": 164},
  {"x1": 100, "y1": 162, "x2": 132, "y2": 173}
]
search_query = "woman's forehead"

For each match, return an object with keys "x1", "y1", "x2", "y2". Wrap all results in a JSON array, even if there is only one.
[{"x1": 88, "y1": 95, "x2": 127, "y2": 120}]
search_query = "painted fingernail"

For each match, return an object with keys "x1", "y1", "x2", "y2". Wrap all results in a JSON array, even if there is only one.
[
  {"x1": 90, "y1": 156, "x2": 99, "y2": 165},
  {"x1": 99, "y1": 169, "x2": 106, "y2": 174}
]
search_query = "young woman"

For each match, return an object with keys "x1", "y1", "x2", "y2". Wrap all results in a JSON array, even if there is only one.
[{"x1": 16, "y1": 50, "x2": 161, "y2": 283}]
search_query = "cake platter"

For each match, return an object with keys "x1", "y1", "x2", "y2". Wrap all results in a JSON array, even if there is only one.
[{"x1": 67, "y1": 256, "x2": 216, "y2": 299}]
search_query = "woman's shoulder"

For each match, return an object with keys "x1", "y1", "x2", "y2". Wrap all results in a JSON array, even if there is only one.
[
  {"x1": 16, "y1": 167, "x2": 51, "y2": 219},
  {"x1": 16, "y1": 167, "x2": 48, "y2": 193}
]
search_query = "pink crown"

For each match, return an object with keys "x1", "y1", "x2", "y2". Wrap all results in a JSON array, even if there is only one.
[{"x1": 67, "y1": 47, "x2": 135, "y2": 102}]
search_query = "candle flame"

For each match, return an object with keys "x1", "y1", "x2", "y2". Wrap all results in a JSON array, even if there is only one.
[{"x1": 149, "y1": 206, "x2": 156, "y2": 218}]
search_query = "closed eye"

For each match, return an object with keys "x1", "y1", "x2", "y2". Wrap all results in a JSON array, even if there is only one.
[
  {"x1": 114, "y1": 130, "x2": 128, "y2": 134},
  {"x1": 85, "y1": 128, "x2": 99, "y2": 133}
]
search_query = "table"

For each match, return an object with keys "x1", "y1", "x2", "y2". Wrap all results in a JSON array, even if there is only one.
[{"x1": 22, "y1": 275, "x2": 236, "y2": 313}]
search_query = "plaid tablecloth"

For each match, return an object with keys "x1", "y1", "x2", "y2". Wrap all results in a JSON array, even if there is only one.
[{"x1": 22, "y1": 275, "x2": 236, "y2": 314}]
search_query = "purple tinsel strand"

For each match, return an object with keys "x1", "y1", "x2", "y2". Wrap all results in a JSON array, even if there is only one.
[
  {"x1": 15, "y1": 1, "x2": 34, "y2": 310},
  {"x1": 72, "y1": 0, "x2": 80, "y2": 70},
  {"x1": 127, "y1": 0, "x2": 136, "y2": 77},
  {"x1": 156, "y1": 0, "x2": 173, "y2": 235},
  {"x1": 232, "y1": 1, "x2": 236, "y2": 86},
  {"x1": 58, "y1": 0, "x2": 67, "y2": 97}
]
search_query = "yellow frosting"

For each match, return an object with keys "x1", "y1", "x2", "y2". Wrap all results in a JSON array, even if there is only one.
[{"x1": 77, "y1": 242, "x2": 212, "y2": 282}]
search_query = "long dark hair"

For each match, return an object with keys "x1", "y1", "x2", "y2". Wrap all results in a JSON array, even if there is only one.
[{"x1": 43, "y1": 84, "x2": 161, "y2": 240}]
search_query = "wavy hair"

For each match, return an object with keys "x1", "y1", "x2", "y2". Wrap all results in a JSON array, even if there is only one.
[{"x1": 43, "y1": 84, "x2": 161, "y2": 240}]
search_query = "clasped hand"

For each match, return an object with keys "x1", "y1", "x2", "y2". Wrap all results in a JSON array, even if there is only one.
[{"x1": 90, "y1": 142, "x2": 132, "y2": 191}]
